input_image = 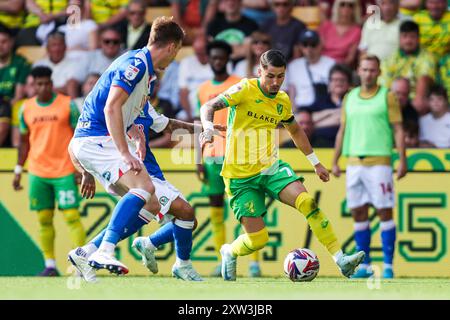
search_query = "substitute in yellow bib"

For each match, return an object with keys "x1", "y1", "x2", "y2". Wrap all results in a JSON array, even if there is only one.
[{"x1": 199, "y1": 49, "x2": 365, "y2": 281}]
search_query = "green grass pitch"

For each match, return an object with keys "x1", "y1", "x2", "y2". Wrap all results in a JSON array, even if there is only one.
[{"x1": 0, "y1": 276, "x2": 449, "y2": 300}]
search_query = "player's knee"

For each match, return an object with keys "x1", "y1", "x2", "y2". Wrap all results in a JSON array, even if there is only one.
[
  {"x1": 247, "y1": 228, "x2": 269, "y2": 251},
  {"x1": 63, "y1": 208, "x2": 81, "y2": 224},
  {"x1": 175, "y1": 203, "x2": 195, "y2": 221},
  {"x1": 37, "y1": 209, "x2": 54, "y2": 226},
  {"x1": 295, "y1": 192, "x2": 318, "y2": 216}
]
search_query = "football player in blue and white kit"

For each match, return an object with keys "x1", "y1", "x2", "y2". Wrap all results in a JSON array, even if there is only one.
[
  {"x1": 68, "y1": 17, "x2": 185, "y2": 275},
  {"x1": 69, "y1": 102, "x2": 225, "y2": 282}
]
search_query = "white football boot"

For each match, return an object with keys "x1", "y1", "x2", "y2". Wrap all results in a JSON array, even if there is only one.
[
  {"x1": 336, "y1": 251, "x2": 365, "y2": 278},
  {"x1": 132, "y1": 237, "x2": 158, "y2": 274},
  {"x1": 220, "y1": 244, "x2": 237, "y2": 281},
  {"x1": 172, "y1": 262, "x2": 203, "y2": 281},
  {"x1": 88, "y1": 250, "x2": 129, "y2": 275},
  {"x1": 68, "y1": 247, "x2": 97, "y2": 283}
]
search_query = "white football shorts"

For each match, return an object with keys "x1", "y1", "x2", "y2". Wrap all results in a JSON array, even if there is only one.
[
  {"x1": 69, "y1": 136, "x2": 139, "y2": 195},
  {"x1": 346, "y1": 165, "x2": 395, "y2": 209}
]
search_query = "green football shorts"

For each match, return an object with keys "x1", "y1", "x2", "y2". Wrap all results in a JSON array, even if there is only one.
[
  {"x1": 223, "y1": 160, "x2": 304, "y2": 221},
  {"x1": 201, "y1": 156, "x2": 225, "y2": 196},
  {"x1": 28, "y1": 173, "x2": 80, "y2": 211}
]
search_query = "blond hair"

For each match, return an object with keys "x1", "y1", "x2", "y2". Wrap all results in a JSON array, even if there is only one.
[{"x1": 331, "y1": 0, "x2": 362, "y2": 25}]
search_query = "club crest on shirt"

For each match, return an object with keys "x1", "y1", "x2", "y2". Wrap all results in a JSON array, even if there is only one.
[
  {"x1": 125, "y1": 64, "x2": 140, "y2": 81},
  {"x1": 277, "y1": 104, "x2": 283, "y2": 115}
]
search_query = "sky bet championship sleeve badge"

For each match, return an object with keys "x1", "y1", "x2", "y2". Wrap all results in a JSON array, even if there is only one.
[{"x1": 125, "y1": 64, "x2": 140, "y2": 81}]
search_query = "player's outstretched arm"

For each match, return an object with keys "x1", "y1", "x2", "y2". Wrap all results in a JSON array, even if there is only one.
[
  {"x1": 199, "y1": 96, "x2": 228, "y2": 146},
  {"x1": 284, "y1": 120, "x2": 330, "y2": 182}
]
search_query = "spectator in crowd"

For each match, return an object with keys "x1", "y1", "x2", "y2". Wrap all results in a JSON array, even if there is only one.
[
  {"x1": 0, "y1": 0, "x2": 25, "y2": 36},
  {"x1": 419, "y1": 85, "x2": 450, "y2": 148},
  {"x1": 13, "y1": 66, "x2": 86, "y2": 277},
  {"x1": 282, "y1": 108, "x2": 328, "y2": 147},
  {"x1": 117, "y1": 0, "x2": 151, "y2": 50},
  {"x1": 16, "y1": 0, "x2": 68, "y2": 46},
  {"x1": 33, "y1": 31, "x2": 80, "y2": 98},
  {"x1": 86, "y1": 0, "x2": 128, "y2": 28},
  {"x1": 260, "y1": 0, "x2": 306, "y2": 61},
  {"x1": 310, "y1": 64, "x2": 352, "y2": 147},
  {"x1": 0, "y1": 25, "x2": 31, "y2": 147},
  {"x1": 241, "y1": 0, "x2": 274, "y2": 27},
  {"x1": 413, "y1": 0, "x2": 449, "y2": 61},
  {"x1": 178, "y1": 32, "x2": 213, "y2": 121},
  {"x1": 73, "y1": 73, "x2": 100, "y2": 112},
  {"x1": 437, "y1": 55, "x2": 449, "y2": 98},
  {"x1": 390, "y1": 77, "x2": 419, "y2": 128},
  {"x1": 207, "y1": 0, "x2": 259, "y2": 62},
  {"x1": 84, "y1": 27, "x2": 123, "y2": 76},
  {"x1": 404, "y1": 121, "x2": 419, "y2": 147},
  {"x1": 399, "y1": 0, "x2": 422, "y2": 17},
  {"x1": 233, "y1": 31, "x2": 271, "y2": 78},
  {"x1": 318, "y1": 0, "x2": 362, "y2": 67},
  {"x1": 157, "y1": 61, "x2": 181, "y2": 119},
  {"x1": 319, "y1": 0, "x2": 376, "y2": 20},
  {"x1": 170, "y1": 0, "x2": 211, "y2": 44},
  {"x1": 359, "y1": 0, "x2": 402, "y2": 60},
  {"x1": 11, "y1": 74, "x2": 35, "y2": 147},
  {"x1": 58, "y1": 0, "x2": 98, "y2": 59},
  {"x1": 286, "y1": 30, "x2": 335, "y2": 111},
  {"x1": 381, "y1": 20, "x2": 436, "y2": 115}
]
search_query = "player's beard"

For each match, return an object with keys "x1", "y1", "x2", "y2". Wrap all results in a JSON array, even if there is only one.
[{"x1": 213, "y1": 66, "x2": 227, "y2": 76}]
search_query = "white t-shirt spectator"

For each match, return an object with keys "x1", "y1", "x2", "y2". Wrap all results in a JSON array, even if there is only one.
[
  {"x1": 286, "y1": 56, "x2": 335, "y2": 108},
  {"x1": 419, "y1": 112, "x2": 450, "y2": 148},
  {"x1": 178, "y1": 55, "x2": 213, "y2": 116},
  {"x1": 359, "y1": 18, "x2": 401, "y2": 61},
  {"x1": 33, "y1": 56, "x2": 82, "y2": 88},
  {"x1": 59, "y1": 20, "x2": 98, "y2": 52}
]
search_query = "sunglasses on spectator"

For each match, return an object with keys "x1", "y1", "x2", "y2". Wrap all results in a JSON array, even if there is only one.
[
  {"x1": 129, "y1": 10, "x2": 145, "y2": 16},
  {"x1": 302, "y1": 42, "x2": 319, "y2": 48},
  {"x1": 103, "y1": 39, "x2": 121, "y2": 45},
  {"x1": 273, "y1": 2, "x2": 291, "y2": 7},
  {"x1": 339, "y1": 2, "x2": 355, "y2": 8},
  {"x1": 252, "y1": 39, "x2": 270, "y2": 45}
]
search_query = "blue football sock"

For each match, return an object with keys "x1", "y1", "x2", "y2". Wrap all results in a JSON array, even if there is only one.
[
  {"x1": 92, "y1": 208, "x2": 152, "y2": 248},
  {"x1": 381, "y1": 220, "x2": 396, "y2": 266},
  {"x1": 172, "y1": 219, "x2": 194, "y2": 261},
  {"x1": 149, "y1": 221, "x2": 175, "y2": 247},
  {"x1": 354, "y1": 221, "x2": 371, "y2": 265},
  {"x1": 102, "y1": 189, "x2": 149, "y2": 246}
]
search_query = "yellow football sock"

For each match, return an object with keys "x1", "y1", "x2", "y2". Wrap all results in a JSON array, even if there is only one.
[
  {"x1": 210, "y1": 206, "x2": 226, "y2": 258},
  {"x1": 62, "y1": 208, "x2": 86, "y2": 247},
  {"x1": 251, "y1": 250, "x2": 260, "y2": 262},
  {"x1": 295, "y1": 192, "x2": 341, "y2": 255},
  {"x1": 231, "y1": 228, "x2": 269, "y2": 257},
  {"x1": 37, "y1": 209, "x2": 55, "y2": 260}
]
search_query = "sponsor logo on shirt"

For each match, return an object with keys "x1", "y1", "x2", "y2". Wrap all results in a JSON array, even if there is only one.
[
  {"x1": 125, "y1": 64, "x2": 140, "y2": 81},
  {"x1": 247, "y1": 111, "x2": 278, "y2": 124}
]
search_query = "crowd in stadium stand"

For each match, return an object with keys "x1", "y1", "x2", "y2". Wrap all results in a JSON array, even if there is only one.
[{"x1": 0, "y1": 0, "x2": 448, "y2": 149}]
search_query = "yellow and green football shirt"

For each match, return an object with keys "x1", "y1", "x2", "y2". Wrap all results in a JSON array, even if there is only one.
[
  {"x1": 413, "y1": 10, "x2": 450, "y2": 59},
  {"x1": 217, "y1": 78, "x2": 294, "y2": 179},
  {"x1": 437, "y1": 55, "x2": 450, "y2": 99}
]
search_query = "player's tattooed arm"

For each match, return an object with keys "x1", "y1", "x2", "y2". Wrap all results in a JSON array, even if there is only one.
[
  {"x1": 200, "y1": 96, "x2": 228, "y2": 123},
  {"x1": 164, "y1": 118, "x2": 227, "y2": 134},
  {"x1": 164, "y1": 118, "x2": 201, "y2": 134}
]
